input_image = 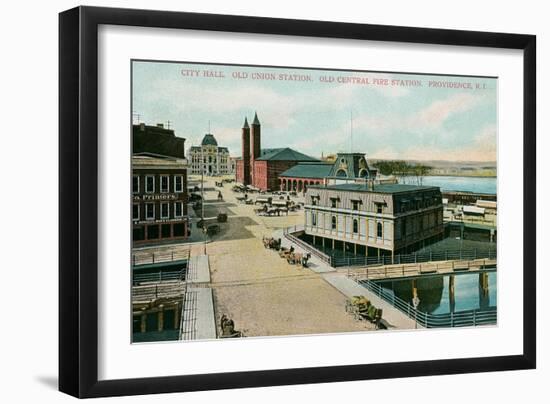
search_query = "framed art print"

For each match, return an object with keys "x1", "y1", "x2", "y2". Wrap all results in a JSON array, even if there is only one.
[{"x1": 59, "y1": 6, "x2": 536, "y2": 398}]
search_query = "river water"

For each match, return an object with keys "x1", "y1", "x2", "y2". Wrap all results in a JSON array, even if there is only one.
[
  {"x1": 376, "y1": 272, "x2": 497, "y2": 315},
  {"x1": 414, "y1": 175, "x2": 497, "y2": 194}
]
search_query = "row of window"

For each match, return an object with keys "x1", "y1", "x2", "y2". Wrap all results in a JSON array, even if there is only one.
[
  {"x1": 133, "y1": 175, "x2": 184, "y2": 194},
  {"x1": 133, "y1": 223, "x2": 187, "y2": 241},
  {"x1": 311, "y1": 195, "x2": 440, "y2": 214},
  {"x1": 311, "y1": 213, "x2": 384, "y2": 238},
  {"x1": 312, "y1": 197, "x2": 385, "y2": 214},
  {"x1": 133, "y1": 201, "x2": 185, "y2": 221},
  {"x1": 398, "y1": 197, "x2": 440, "y2": 213},
  {"x1": 190, "y1": 156, "x2": 229, "y2": 164}
]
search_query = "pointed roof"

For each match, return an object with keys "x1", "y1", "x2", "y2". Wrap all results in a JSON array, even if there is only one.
[
  {"x1": 243, "y1": 117, "x2": 249, "y2": 129},
  {"x1": 201, "y1": 133, "x2": 218, "y2": 146},
  {"x1": 256, "y1": 147, "x2": 318, "y2": 162},
  {"x1": 252, "y1": 112, "x2": 260, "y2": 125}
]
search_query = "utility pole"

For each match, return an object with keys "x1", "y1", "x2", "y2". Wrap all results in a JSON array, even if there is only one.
[
  {"x1": 350, "y1": 109, "x2": 353, "y2": 153},
  {"x1": 201, "y1": 169, "x2": 206, "y2": 255}
]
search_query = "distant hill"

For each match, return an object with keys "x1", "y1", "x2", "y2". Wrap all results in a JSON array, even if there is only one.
[{"x1": 369, "y1": 159, "x2": 497, "y2": 177}]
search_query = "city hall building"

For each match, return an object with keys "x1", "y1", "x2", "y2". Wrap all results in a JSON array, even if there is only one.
[
  {"x1": 132, "y1": 153, "x2": 189, "y2": 244},
  {"x1": 188, "y1": 133, "x2": 231, "y2": 176},
  {"x1": 304, "y1": 182, "x2": 444, "y2": 258}
]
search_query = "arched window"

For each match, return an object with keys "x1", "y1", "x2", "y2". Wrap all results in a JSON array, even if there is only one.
[
  {"x1": 331, "y1": 216, "x2": 337, "y2": 230},
  {"x1": 358, "y1": 168, "x2": 369, "y2": 178},
  {"x1": 353, "y1": 219, "x2": 358, "y2": 234},
  {"x1": 377, "y1": 222, "x2": 383, "y2": 238},
  {"x1": 336, "y1": 169, "x2": 347, "y2": 177},
  {"x1": 312, "y1": 213, "x2": 317, "y2": 226}
]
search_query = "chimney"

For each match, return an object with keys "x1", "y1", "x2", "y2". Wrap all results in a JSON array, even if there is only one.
[
  {"x1": 157, "y1": 123, "x2": 164, "y2": 128},
  {"x1": 367, "y1": 179, "x2": 374, "y2": 191},
  {"x1": 242, "y1": 117, "x2": 251, "y2": 185},
  {"x1": 139, "y1": 123, "x2": 145, "y2": 131}
]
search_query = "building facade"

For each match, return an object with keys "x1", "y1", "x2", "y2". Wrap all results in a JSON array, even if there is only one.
[
  {"x1": 133, "y1": 123, "x2": 186, "y2": 158},
  {"x1": 132, "y1": 154, "x2": 189, "y2": 245},
  {"x1": 236, "y1": 113, "x2": 319, "y2": 190},
  {"x1": 278, "y1": 153, "x2": 380, "y2": 193},
  {"x1": 188, "y1": 133, "x2": 230, "y2": 175},
  {"x1": 304, "y1": 182, "x2": 444, "y2": 257},
  {"x1": 278, "y1": 162, "x2": 332, "y2": 192}
]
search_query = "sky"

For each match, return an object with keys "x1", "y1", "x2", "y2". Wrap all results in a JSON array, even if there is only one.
[{"x1": 132, "y1": 61, "x2": 497, "y2": 162}]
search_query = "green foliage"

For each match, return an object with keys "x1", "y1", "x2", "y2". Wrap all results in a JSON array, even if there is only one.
[{"x1": 372, "y1": 160, "x2": 433, "y2": 185}]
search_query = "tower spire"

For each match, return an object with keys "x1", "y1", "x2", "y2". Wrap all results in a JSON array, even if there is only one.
[
  {"x1": 252, "y1": 111, "x2": 260, "y2": 125},
  {"x1": 243, "y1": 117, "x2": 249, "y2": 129}
]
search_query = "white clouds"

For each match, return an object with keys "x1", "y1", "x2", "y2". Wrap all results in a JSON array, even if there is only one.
[
  {"x1": 410, "y1": 92, "x2": 480, "y2": 130},
  {"x1": 133, "y1": 63, "x2": 496, "y2": 162}
]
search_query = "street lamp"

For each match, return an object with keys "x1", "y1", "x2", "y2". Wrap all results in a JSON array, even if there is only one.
[{"x1": 412, "y1": 295, "x2": 420, "y2": 329}]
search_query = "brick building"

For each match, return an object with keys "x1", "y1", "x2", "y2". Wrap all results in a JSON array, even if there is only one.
[
  {"x1": 132, "y1": 154, "x2": 189, "y2": 244},
  {"x1": 132, "y1": 122, "x2": 189, "y2": 245},
  {"x1": 235, "y1": 113, "x2": 318, "y2": 190},
  {"x1": 133, "y1": 123, "x2": 186, "y2": 158}
]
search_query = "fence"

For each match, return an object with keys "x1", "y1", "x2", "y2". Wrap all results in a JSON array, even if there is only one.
[
  {"x1": 133, "y1": 270, "x2": 185, "y2": 285},
  {"x1": 347, "y1": 258, "x2": 496, "y2": 281},
  {"x1": 283, "y1": 225, "x2": 332, "y2": 265},
  {"x1": 332, "y1": 248, "x2": 496, "y2": 268},
  {"x1": 132, "y1": 282, "x2": 185, "y2": 301},
  {"x1": 132, "y1": 249, "x2": 190, "y2": 266},
  {"x1": 358, "y1": 279, "x2": 497, "y2": 328}
]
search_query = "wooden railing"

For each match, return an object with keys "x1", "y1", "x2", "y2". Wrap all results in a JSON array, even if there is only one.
[
  {"x1": 283, "y1": 225, "x2": 332, "y2": 265},
  {"x1": 347, "y1": 258, "x2": 496, "y2": 281},
  {"x1": 132, "y1": 249, "x2": 190, "y2": 266}
]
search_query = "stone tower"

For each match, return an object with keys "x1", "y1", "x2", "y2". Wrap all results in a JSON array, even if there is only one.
[
  {"x1": 250, "y1": 112, "x2": 261, "y2": 185},
  {"x1": 241, "y1": 117, "x2": 251, "y2": 185}
]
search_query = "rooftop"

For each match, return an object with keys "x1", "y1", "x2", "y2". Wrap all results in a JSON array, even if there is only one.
[
  {"x1": 279, "y1": 162, "x2": 333, "y2": 179},
  {"x1": 201, "y1": 133, "x2": 218, "y2": 146},
  {"x1": 308, "y1": 182, "x2": 439, "y2": 194},
  {"x1": 132, "y1": 153, "x2": 186, "y2": 169},
  {"x1": 256, "y1": 147, "x2": 319, "y2": 162}
]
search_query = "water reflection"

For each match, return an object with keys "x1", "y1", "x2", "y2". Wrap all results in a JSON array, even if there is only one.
[{"x1": 377, "y1": 272, "x2": 497, "y2": 315}]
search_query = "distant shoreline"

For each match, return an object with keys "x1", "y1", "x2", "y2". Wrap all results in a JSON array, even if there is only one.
[{"x1": 425, "y1": 173, "x2": 497, "y2": 178}]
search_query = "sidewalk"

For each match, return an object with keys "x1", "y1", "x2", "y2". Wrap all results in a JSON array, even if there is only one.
[
  {"x1": 321, "y1": 272, "x2": 419, "y2": 330},
  {"x1": 275, "y1": 226, "x2": 419, "y2": 329}
]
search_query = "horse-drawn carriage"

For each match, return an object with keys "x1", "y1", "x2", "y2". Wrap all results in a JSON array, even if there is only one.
[
  {"x1": 206, "y1": 224, "x2": 220, "y2": 236},
  {"x1": 277, "y1": 246, "x2": 311, "y2": 267},
  {"x1": 345, "y1": 295, "x2": 383, "y2": 327},
  {"x1": 219, "y1": 314, "x2": 244, "y2": 338},
  {"x1": 262, "y1": 236, "x2": 281, "y2": 250}
]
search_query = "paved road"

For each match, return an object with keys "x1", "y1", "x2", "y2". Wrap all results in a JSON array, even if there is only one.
[{"x1": 195, "y1": 177, "x2": 376, "y2": 337}]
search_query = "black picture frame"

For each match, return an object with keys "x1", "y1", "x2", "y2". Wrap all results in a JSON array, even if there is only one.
[{"x1": 59, "y1": 6, "x2": 536, "y2": 398}]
